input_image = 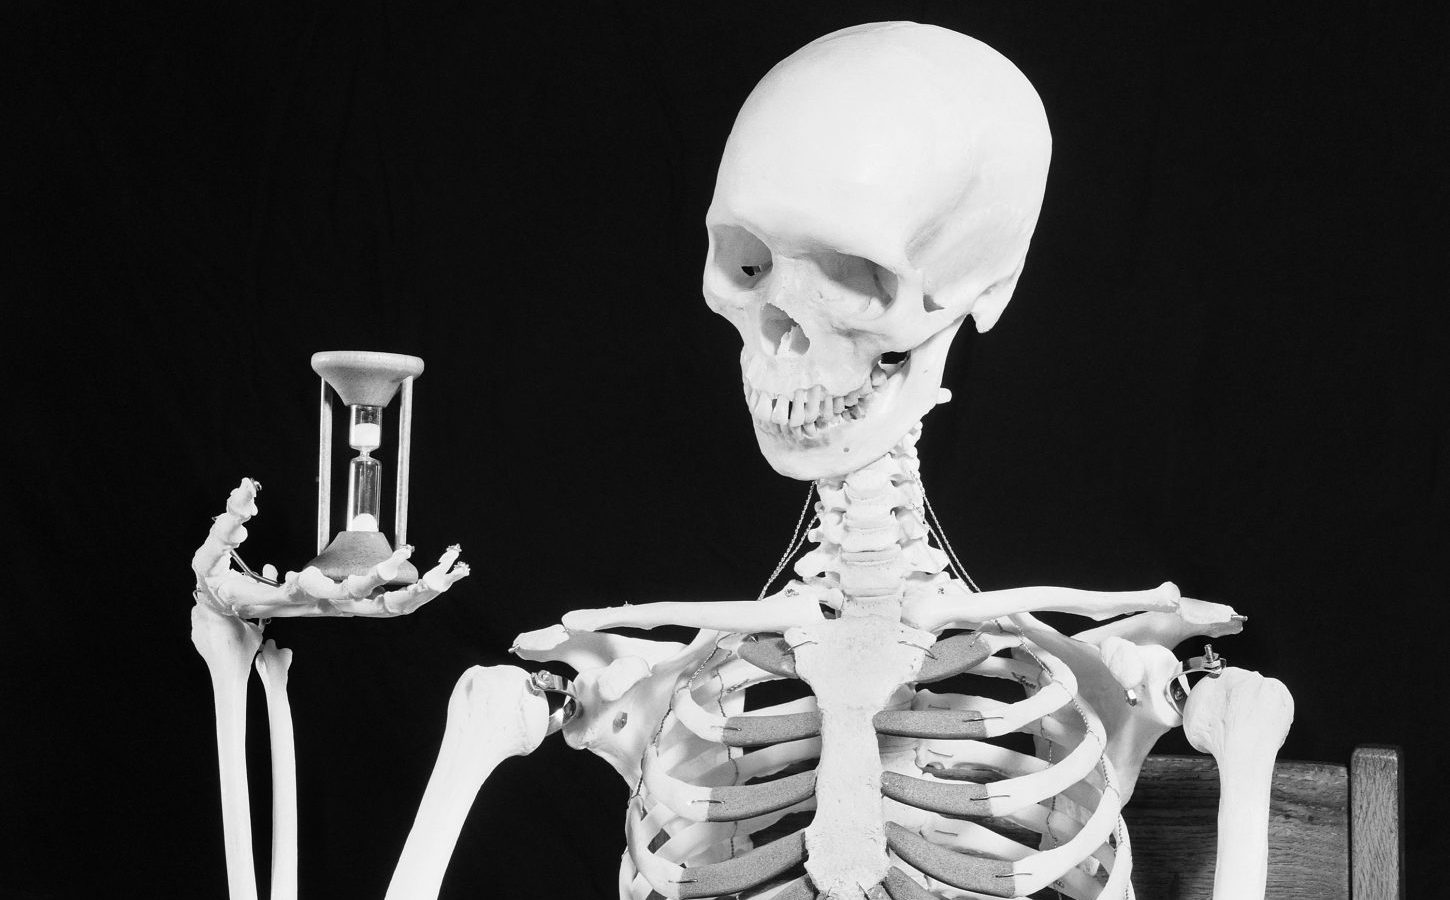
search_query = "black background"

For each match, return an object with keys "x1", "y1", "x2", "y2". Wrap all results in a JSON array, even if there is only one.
[{"x1": 5, "y1": 1, "x2": 1446, "y2": 897}]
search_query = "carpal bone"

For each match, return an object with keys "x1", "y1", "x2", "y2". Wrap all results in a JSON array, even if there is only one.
[{"x1": 1182, "y1": 667, "x2": 1294, "y2": 900}]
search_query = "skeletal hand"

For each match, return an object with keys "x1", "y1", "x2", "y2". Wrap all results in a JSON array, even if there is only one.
[{"x1": 192, "y1": 478, "x2": 469, "y2": 619}]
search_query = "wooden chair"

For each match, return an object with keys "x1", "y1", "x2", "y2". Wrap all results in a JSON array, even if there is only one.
[{"x1": 1125, "y1": 746, "x2": 1404, "y2": 899}]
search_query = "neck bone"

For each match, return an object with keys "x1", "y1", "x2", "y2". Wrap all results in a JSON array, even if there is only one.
[{"x1": 792, "y1": 425, "x2": 952, "y2": 617}]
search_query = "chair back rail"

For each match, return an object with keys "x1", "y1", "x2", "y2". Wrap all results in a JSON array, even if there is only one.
[{"x1": 1127, "y1": 755, "x2": 1350, "y2": 900}]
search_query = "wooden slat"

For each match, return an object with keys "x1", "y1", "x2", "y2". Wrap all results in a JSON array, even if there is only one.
[
  {"x1": 1125, "y1": 755, "x2": 1349, "y2": 900},
  {"x1": 1351, "y1": 746, "x2": 1404, "y2": 900}
]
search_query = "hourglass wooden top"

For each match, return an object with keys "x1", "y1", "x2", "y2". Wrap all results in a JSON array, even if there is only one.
[{"x1": 311, "y1": 351, "x2": 424, "y2": 408}]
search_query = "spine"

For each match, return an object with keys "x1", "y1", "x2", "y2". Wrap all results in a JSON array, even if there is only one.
[{"x1": 793, "y1": 427, "x2": 951, "y2": 613}]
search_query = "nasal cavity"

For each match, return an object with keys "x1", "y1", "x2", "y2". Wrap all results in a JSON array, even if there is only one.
[{"x1": 761, "y1": 303, "x2": 810, "y2": 356}]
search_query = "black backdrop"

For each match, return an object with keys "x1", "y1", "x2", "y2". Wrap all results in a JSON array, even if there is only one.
[{"x1": 6, "y1": 2, "x2": 1446, "y2": 897}]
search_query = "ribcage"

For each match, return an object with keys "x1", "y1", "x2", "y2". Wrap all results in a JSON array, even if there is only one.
[{"x1": 620, "y1": 629, "x2": 1131, "y2": 900}]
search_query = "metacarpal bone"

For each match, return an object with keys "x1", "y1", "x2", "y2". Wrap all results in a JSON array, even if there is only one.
[
  {"x1": 386, "y1": 666, "x2": 549, "y2": 900},
  {"x1": 1182, "y1": 667, "x2": 1294, "y2": 900},
  {"x1": 190, "y1": 602, "x2": 263, "y2": 900}
]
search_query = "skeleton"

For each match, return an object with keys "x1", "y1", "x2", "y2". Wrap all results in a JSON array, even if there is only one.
[
  {"x1": 499, "y1": 23, "x2": 1295, "y2": 900},
  {"x1": 193, "y1": 20, "x2": 1295, "y2": 900}
]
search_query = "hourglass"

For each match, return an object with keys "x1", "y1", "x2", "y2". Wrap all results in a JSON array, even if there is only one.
[{"x1": 306, "y1": 350, "x2": 425, "y2": 584}]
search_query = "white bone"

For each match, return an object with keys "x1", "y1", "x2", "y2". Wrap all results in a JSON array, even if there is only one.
[
  {"x1": 1073, "y1": 598, "x2": 1245, "y2": 648},
  {"x1": 253, "y1": 640, "x2": 296, "y2": 900},
  {"x1": 1182, "y1": 667, "x2": 1294, "y2": 900},
  {"x1": 1005, "y1": 613, "x2": 1189, "y2": 804},
  {"x1": 789, "y1": 617, "x2": 931, "y2": 900},
  {"x1": 561, "y1": 592, "x2": 824, "y2": 634},
  {"x1": 626, "y1": 798, "x2": 690, "y2": 899},
  {"x1": 704, "y1": 23, "x2": 1051, "y2": 480},
  {"x1": 1093, "y1": 636, "x2": 1185, "y2": 799},
  {"x1": 385, "y1": 666, "x2": 549, "y2": 900},
  {"x1": 511, "y1": 623, "x2": 684, "y2": 671},
  {"x1": 190, "y1": 602, "x2": 263, "y2": 900},
  {"x1": 1100, "y1": 817, "x2": 1135, "y2": 900},
  {"x1": 918, "y1": 819, "x2": 1105, "y2": 900},
  {"x1": 1012, "y1": 783, "x2": 1121, "y2": 895},
  {"x1": 902, "y1": 580, "x2": 1181, "y2": 633},
  {"x1": 916, "y1": 740, "x2": 1103, "y2": 818},
  {"x1": 570, "y1": 641, "x2": 729, "y2": 784},
  {"x1": 195, "y1": 478, "x2": 468, "y2": 620}
]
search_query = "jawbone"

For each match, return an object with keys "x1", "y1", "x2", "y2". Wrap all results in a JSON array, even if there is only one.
[{"x1": 745, "y1": 322, "x2": 962, "y2": 480}]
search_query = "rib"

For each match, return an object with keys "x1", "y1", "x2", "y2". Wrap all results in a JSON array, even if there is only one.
[
  {"x1": 885, "y1": 823, "x2": 1016, "y2": 897},
  {"x1": 874, "y1": 683, "x2": 1071, "y2": 739},
  {"x1": 628, "y1": 802, "x2": 809, "y2": 900},
  {"x1": 672, "y1": 683, "x2": 823, "y2": 746}
]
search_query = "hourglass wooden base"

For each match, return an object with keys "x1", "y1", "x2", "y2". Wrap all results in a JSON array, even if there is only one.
[{"x1": 308, "y1": 530, "x2": 419, "y2": 586}]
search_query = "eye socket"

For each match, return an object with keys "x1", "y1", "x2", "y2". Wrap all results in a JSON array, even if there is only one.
[
  {"x1": 816, "y1": 252, "x2": 897, "y2": 318},
  {"x1": 709, "y1": 225, "x2": 773, "y2": 291}
]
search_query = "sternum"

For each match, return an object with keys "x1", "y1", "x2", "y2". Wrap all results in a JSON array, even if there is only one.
[{"x1": 788, "y1": 615, "x2": 932, "y2": 899}]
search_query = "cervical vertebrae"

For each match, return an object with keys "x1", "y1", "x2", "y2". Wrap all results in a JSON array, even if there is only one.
[{"x1": 793, "y1": 427, "x2": 943, "y2": 604}]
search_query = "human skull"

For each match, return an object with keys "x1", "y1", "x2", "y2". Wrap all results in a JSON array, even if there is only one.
[{"x1": 703, "y1": 22, "x2": 1052, "y2": 479}]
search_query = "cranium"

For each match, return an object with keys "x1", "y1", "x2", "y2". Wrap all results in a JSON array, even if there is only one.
[{"x1": 703, "y1": 22, "x2": 1052, "y2": 479}]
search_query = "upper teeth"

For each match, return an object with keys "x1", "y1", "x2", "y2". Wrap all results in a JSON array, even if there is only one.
[{"x1": 744, "y1": 358, "x2": 899, "y2": 438}]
